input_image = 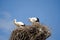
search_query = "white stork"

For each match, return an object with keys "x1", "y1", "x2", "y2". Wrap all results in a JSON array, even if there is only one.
[{"x1": 13, "y1": 19, "x2": 25, "y2": 28}]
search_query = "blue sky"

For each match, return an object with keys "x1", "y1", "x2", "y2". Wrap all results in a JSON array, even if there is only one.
[{"x1": 0, "y1": 0, "x2": 60, "y2": 40}]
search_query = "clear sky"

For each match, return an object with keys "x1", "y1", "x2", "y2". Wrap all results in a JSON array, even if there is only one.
[{"x1": 0, "y1": 0, "x2": 60, "y2": 40}]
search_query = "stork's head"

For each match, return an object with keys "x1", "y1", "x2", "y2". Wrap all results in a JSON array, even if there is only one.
[
  {"x1": 13, "y1": 19, "x2": 17, "y2": 22},
  {"x1": 28, "y1": 17, "x2": 39, "y2": 23}
]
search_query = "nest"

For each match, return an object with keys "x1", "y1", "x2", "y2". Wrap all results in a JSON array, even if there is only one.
[{"x1": 10, "y1": 27, "x2": 46, "y2": 40}]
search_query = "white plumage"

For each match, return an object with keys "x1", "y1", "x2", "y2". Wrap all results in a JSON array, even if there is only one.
[
  {"x1": 29, "y1": 17, "x2": 38, "y2": 23},
  {"x1": 28, "y1": 17, "x2": 40, "y2": 27},
  {"x1": 13, "y1": 19, "x2": 25, "y2": 28}
]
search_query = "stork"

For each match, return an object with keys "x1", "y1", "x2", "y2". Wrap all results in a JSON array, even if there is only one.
[
  {"x1": 28, "y1": 17, "x2": 42, "y2": 31},
  {"x1": 13, "y1": 19, "x2": 25, "y2": 28}
]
